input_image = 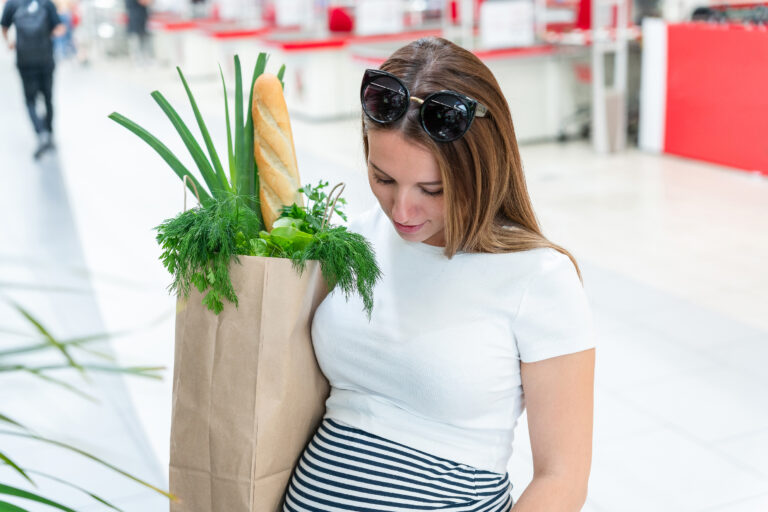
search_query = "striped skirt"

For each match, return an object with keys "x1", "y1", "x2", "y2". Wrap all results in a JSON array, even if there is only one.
[{"x1": 284, "y1": 418, "x2": 513, "y2": 511}]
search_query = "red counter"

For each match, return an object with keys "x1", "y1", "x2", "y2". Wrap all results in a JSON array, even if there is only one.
[{"x1": 664, "y1": 23, "x2": 768, "y2": 175}]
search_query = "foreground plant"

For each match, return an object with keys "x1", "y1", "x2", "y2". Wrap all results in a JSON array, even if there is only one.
[{"x1": 0, "y1": 294, "x2": 175, "y2": 511}]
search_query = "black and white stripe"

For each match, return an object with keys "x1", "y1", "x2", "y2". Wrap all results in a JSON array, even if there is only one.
[{"x1": 284, "y1": 418, "x2": 513, "y2": 511}]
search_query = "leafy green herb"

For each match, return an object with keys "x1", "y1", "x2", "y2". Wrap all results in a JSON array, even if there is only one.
[
  {"x1": 292, "y1": 227, "x2": 381, "y2": 320},
  {"x1": 155, "y1": 194, "x2": 262, "y2": 314},
  {"x1": 265, "y1": 181, "x2": 381, "y2": 318},
  {"x1": 279, "y1": 181, "x2": 348, "y2": 233}
]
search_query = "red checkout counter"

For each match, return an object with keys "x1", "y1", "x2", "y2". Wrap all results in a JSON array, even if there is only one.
[
  {"x1": 640, "y1": 20, "x2": 768, "y2": 176},
  {"x1": 148, "y1": 14, "x2": 274, "y2": 78}
]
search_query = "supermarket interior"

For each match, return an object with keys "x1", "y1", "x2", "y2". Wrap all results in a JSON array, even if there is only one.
[{"x1": 1, "y1": 0, "x2": 767, "y2": 510}]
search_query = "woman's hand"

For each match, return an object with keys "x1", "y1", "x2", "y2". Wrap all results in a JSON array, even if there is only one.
[{"x1": 511, "y1": 348, "x2": 595, "y2": 512}]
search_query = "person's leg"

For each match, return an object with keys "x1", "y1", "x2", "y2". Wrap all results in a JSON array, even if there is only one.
[
  {"x1": 40, "y1": 67, "x2": 54, "y2": 136},
  {"x1": 127, "y1": 29, "x2": 140, "y2": 66},
  {"x1": 139, "y1": 32, "x2": 151, "y2": 62},
  {"x1": 18, "y1": 67, "x2": 44, "y2": 135}
]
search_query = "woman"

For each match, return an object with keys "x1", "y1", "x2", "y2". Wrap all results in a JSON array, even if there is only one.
[{"x1": 284, "y1": 37, "x2": 596, "y2": 512}]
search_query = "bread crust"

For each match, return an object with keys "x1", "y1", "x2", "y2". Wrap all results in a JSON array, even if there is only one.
[{"x1": 252, "y1": 73, "x2": 303, "y2": 230}]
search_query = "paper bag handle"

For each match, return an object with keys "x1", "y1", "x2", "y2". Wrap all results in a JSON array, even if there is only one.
[
  {"x1": 183, "y1": 175, "x2": 202, "y2": 212},
  {"x1": 321, "y1": 182, "x2": 346, "y2": 230}
]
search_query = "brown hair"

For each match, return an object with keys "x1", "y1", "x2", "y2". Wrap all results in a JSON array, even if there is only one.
[{"x1": 361, "y1": 36, "x2": 582, "y2": 280}]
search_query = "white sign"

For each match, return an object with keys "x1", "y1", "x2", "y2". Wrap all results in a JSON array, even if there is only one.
[
  {"x1": 479, "y1": 0, "x2": 536, "y2": 49},
  {"x1": 276, "y1": 0, "x2": 312, "y2": 27},
  {"x1": 356, "y1": 0, "x2": 404, "y2": 36}
]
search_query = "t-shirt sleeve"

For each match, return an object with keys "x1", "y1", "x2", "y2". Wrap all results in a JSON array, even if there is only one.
[
  {"x1": 1, "y1": 1, "x2": 17, "y2": 28},
  {"x1": 513, "y1": 250, "x2": 596, "y2": 363}
]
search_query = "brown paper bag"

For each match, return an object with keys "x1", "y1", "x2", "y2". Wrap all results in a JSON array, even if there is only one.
[{"x1": 169, "y1": 256, "x2": 330, "y2": 512}]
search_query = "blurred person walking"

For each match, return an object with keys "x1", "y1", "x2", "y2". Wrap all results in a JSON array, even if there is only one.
[
  {"x1": 2, "y1": 0, "x2": 66, "y2": 159},
  {"x1": 125, "y1": 0, "x2": 152, "y2": 66}
]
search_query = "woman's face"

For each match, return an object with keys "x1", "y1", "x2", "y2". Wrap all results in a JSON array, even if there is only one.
[{"x1": 366, "y1": 129, "x2": 446, "y2": 247}]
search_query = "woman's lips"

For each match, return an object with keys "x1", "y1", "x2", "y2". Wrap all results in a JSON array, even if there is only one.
[{"x1": 394, "y1": 220, "x2": 426, "y2": 234}]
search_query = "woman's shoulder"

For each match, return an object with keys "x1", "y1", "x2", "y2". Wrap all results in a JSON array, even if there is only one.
[
  {"x1": 511, "y1": 248, "x2": 594, "y2": 362},
  {"x1": 508, "y1": 247, "x2": 581, "y2": 295},
  {"x1": 528, "y1": 247, "x2": 578, "y2": 275}
]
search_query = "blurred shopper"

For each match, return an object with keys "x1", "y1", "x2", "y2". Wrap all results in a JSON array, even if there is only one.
[
  {"x1": 71, "y1": 0, "x2": 92, "y2": 65},
  {"x1": 2, "y1": 0, "x2": 66, "y2": 159},
  {"x1": 190, "y1": 0, "x2": 206, "y2": 19},
  {"x1": 285, "y1": 37, "x2": 596, "y2": 512},
  {"x1": 125, "y1": 0, "x2": 151, "y2": 66}
]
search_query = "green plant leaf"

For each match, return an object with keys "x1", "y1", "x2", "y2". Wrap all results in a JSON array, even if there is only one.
[
  {"x1": 0, "y1": 308, "x2": 172, "y2": 359},
  {"x1": 9, "y1": 302, "x2": 85, "y2": 378},
  {"x1": 74, "y1": 364, "x2": 165, "y2": 380},
  {"x1": 3, "y1": 363, "x2": 163, "y2": 381},
  {"x1": 0, "y1": 484, "x2": 76, "y2": 511},
  {"x1": 0, "y1": 334, "x2": 112, "y2": 359},
  {"x1": 3, "y1": 367, "x2": 98, "y2": 402},
  {"x1": 0, "y1": 431, "x2": 177, "y2": 501},
  {"x1": 108, "y1": 112, "x2": 212, "y2": 204},
  {"x1": 0, "y1": 499, "x2": 28, "y2": 511},
  {"x1": 176, "y1": 66, "x2": 230, "y2": 192},
  {"x1": 151, "y1": 91, "x2": 223, "y2": 199},
  {"x1": 277, "y1": 63, "x2": 286, "y2": 89},
  {"x1": 219, "y1": 63, "x2": 236, "y2": 188},
  {"x1": 234, "y1": 55, "x2": 245, "y2": 194},
  {"x1": 0, "y1": 414, "x2": 28, "y2": 431},
  {"x1": 22, "y1": 468, "x2": 124, "y2": 511},
  {"x1": 0, "y1": 452, "x2": 35, "y2": 486}
]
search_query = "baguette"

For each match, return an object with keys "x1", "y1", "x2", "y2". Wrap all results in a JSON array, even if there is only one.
[{"x1": 252, "y1": 73, "x2": 304, "y2": 231}]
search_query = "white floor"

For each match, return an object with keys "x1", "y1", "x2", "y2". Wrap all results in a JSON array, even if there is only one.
[{"x1": 1, "y1": 47, "x2": 767, "y2": 512}]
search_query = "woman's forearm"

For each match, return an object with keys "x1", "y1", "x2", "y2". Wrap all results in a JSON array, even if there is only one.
[{"x1": 510, "y1": 474, "x2": 588, "y2": 512}]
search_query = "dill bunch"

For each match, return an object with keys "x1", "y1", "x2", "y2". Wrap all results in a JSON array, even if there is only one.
[
  {"x1": 155, "y1": 194, "x2": 262, "y2": 314},
  {"x1": 291, "y1": 226, "x2": 382, "y2": 320}
]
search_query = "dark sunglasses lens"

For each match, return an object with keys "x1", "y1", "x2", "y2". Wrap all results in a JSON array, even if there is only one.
[
  {"x1": 362, "y1": 76, "x2": 408, "y2": 123},
  {"x1": 422, "y1": 93, "x2": 470, "y2": 141}
]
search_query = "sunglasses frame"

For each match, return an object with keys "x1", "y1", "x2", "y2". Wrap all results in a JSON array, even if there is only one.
[{"x1": 361, "y1": 68, "x2": 489, "y2": 142}]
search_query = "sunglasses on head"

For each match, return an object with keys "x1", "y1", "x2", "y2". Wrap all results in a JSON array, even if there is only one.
[{"x1": 360, "y1": 68, "x2": 489, "y2": 143}]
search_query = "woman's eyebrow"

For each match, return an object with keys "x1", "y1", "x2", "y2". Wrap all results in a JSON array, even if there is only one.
[{"x1": 369, "y1": 161, "x2": 443, "y2": 186}]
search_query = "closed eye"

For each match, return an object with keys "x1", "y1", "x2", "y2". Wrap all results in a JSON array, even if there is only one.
[{"x1": 374, "y1": 177, "x2": 443, "y2": 197}]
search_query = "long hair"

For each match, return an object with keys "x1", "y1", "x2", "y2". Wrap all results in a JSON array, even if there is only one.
[{"x1": 361, "y1": 36, "x2": 582, "y2": 281}]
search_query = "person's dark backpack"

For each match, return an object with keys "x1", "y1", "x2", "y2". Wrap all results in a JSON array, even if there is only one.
[{"x1": 13, "y1": 0, "x2": 53, "y2": 67}]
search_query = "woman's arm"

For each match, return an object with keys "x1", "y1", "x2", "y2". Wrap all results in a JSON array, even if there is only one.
[{"x1": 511, "y1": 348, "x2": 595, "y2": 512}]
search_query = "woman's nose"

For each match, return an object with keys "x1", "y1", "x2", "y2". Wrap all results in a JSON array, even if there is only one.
[{"x1": 391, "y1": 189, "x2": 416, "y2": 222}]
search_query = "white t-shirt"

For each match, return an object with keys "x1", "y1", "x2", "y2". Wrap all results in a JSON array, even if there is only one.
[{"x1": 311, "y1": 206, "x2": 595, "y2": 474}]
